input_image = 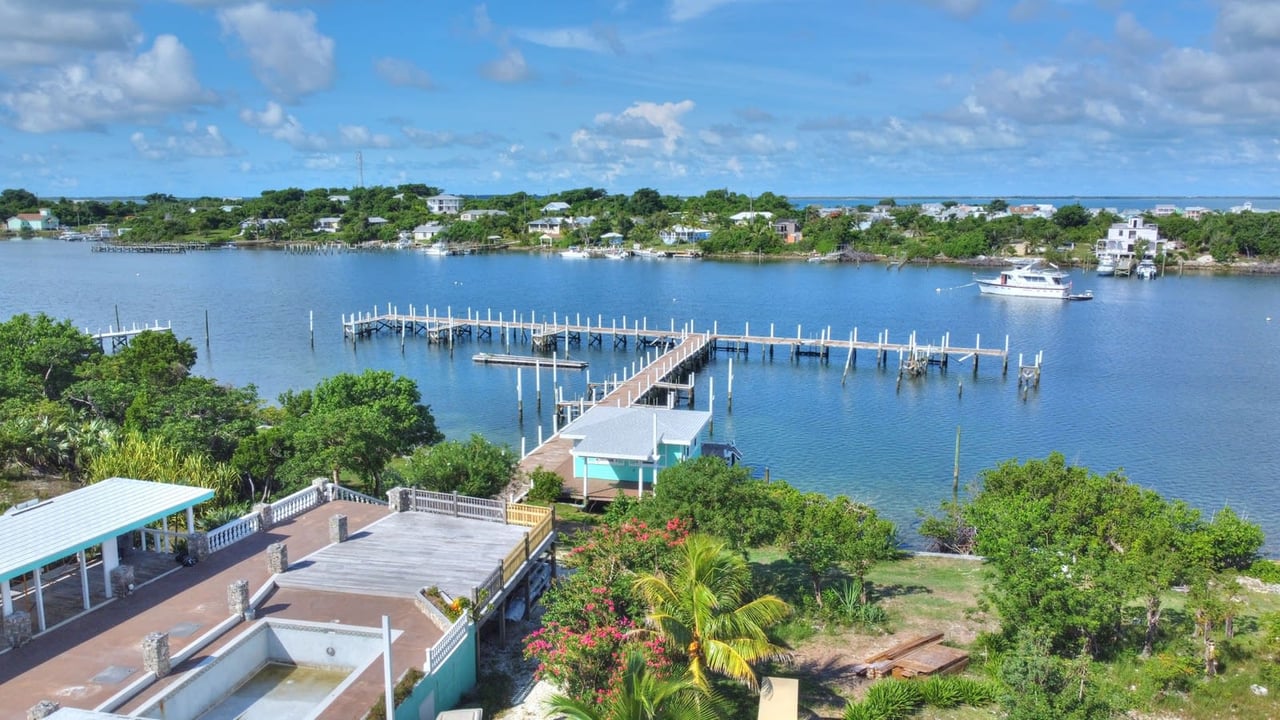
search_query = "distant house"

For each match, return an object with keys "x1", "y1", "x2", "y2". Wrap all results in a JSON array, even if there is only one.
[
  {"x1": 327, "y1": 194, "x2": 351, "y2": 205},
  {"x1": 600, "y1": 231, "x2": 625, "y2": 246},
  {"x1": 412, "y1": 222, "x2": 446, "y2": 241},
  {"x1": 1152, "y1": 204, "x2": 1178, "y2": 217},
  {"x1": 238, "y1": 217, "x2": 287, "y2": 234},
  {"x1": 772, "y1": 219, "x2": 800, "y2": 244},
  {"x1": 314, "y1": 217, "x2": 341, "y2": 233},
  {"x1": 541, "y1": 201, "x2": 571, "y2": 215},
  {"x1": 219, "y1": 205, "x2": 240, "y2": 213},
  {"x1": 1097, "y1": 217, "x2": 1167, "y2": 257},
  {"x1": 459, "y1": 208, "x2": 508, "y2": 221},
  {"x1": 426, "y1": 194, "x2": 464, "y2": 215},
  {"x1": 729, "y1": 210, "x2": 773, "y2": 224},
  {"x1": 527, "y1": 217, "x2": 565, "y2": 236},
  {"x1": 659, "y1": 225, "x2": 711, "y2": 245},
  {"x1": 1184, "y1": 206, "x2": 1212, "y2": 220},
  {"x1": 560, "y1": 405, "x2": 710, "y2": 497},
  {"x1": 6, "y1": 209, "x2": 60, "y2": 232},
  {"x1": 366, "y1": 216, "x2": 389, "y2": 225}
]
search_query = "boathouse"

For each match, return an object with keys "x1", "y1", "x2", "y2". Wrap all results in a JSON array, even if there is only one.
[{"x1": 559, "y1": 405, "x2": 710, "y2": 496}]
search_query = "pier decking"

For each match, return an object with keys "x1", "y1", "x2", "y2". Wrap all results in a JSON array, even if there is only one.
[{"x1": 86, "y1": 321, "x2": 173, "y2": 351}]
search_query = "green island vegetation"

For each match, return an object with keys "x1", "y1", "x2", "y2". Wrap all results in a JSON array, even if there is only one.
[
  {"x1": 4, "y1": 313, "x2": 1280, "y2": 718},
  {"x1": 4, "y1": 185, "x2": 1280, "y2": 265}
]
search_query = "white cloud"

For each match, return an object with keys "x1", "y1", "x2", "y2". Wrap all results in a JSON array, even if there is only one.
[
  {"x1": 0, "y1": 0, "x2": 136, "y2": 67},
  {"x1": 303, "y1": 154, "x2": 343, "y2": 170},
  {"x1": 847, "y1": 116, "x2": 1023, "y2": 153},
  {"x1": 481, "y1": 47, "x2": 532, "y2": 83},
  {"x1": 0, "y1": 34, "x2": 214, "y2": 132},
  {"x1": 218, "y1": 3, "x2": 335, "y2": 100},
  {"x1": 513, "y1": 25, "x2": 624, "y2": 54},
  {"x1": 339, "y1": 124, "x2": 394, "y2": 148},
  {"x1": 402, "y1": 126, "x2": 503, "y2": 149},
  {"x1": 240, "y1": 101, "x2": 327, "y2": 150},
  {"x1": 374, "y1": 57, "x2": 436, "y2": 89},
  {"x1": 591, "y1": 100, "x2": 695, "y2": 154},
  {"x1": 1216, "y1": 0, "x2": 1280, "y2": 51},
  {"x1": 131, "y1": 121, "x2": 236, "y2": 160},
  {"x1": 668, "y1": 0, "x2": 746, "y2": 22},
  {"x1": 474, "y1": 3, "x2": 494, "y2": 36},
  {"x1": 910, "y1": 0, "x2": 985, "y2": 20}
]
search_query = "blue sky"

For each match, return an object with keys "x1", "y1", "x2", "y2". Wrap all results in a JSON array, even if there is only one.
[{"x1": 0, "y1": 0, "x2": 1276, "y2": 198}]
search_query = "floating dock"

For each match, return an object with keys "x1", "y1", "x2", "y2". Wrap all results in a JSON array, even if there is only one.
[{"x1": 473, "y1": 353, "x2": 587, "y2": 369}]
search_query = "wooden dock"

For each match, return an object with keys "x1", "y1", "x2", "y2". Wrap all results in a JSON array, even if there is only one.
[
  {"x1": 86, "y1": 321, "x2": 173, "y2": 351},
  {"x1": 473, "y1": 352, "x2": 588, "y2": 369}
]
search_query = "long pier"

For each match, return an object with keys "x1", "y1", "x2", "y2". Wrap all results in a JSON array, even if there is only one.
[{"x1": 341, "y1": 304, "x2": 1013, "y2": 377}]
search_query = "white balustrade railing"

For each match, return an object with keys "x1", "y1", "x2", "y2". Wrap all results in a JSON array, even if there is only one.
[
  {"x1": 332, "y1": 485, "x2": 387, "y2": 506},
  {"x1": 425, "y1": 615, "x2": 470, "y2": 675},
  {"x1": 270, "y1": 487, "x2": 320, "y2": 523},
  {"x1": 207, "y1": 513, "x2": 262, "y2": 553}
]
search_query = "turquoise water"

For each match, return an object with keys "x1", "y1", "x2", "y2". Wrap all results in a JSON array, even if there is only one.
[{"x1": 3, "y1": 241, "x2": 1279, "y2": 551}]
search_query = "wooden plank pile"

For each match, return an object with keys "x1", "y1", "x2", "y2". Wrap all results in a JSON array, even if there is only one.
[{"x1": 854, "y1": 633, "x2": 969, "y2": 679}]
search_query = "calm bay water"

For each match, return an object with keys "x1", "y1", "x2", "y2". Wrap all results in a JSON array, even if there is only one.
[{"x1": 3, "y1": 241, "x2": 1279, "y2": 552}]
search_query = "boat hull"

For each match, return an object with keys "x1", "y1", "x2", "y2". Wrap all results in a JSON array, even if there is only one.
[{"x1": 976, "y1": 280, "x2": 1070, "y2": 299}]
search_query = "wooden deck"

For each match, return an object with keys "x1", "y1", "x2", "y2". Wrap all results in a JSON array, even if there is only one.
[{"x1": 274, "y1": 512, "x2": 529, "y2": 601}]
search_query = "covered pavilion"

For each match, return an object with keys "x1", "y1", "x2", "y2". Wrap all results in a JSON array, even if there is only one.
[{"x1": 1, "y1": 477, "x2": 213, "y2": 639}]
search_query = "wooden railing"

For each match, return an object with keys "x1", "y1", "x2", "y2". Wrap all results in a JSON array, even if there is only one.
[
  {"x1": 505, "y1": 503, "x2": 551, "y2": 527},
  {"x1": 409, "y1": 489, "x2": 505, "y2": 522},
  {"x1": 425, "y1": 615, "x2": 470, "y2": 675},
  {"x1": 499, "y1": 512, "x2": 555, "y2": 586},
  {"x1": 270, "y1": 486, "x2": 321, "y2": 522},
  {"x1": 207, "y1": 513, "x2": 261, "y2": 553}
]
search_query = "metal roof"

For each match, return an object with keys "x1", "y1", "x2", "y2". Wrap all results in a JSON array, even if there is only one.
[
  {"x1": 0, "y1": 477, "x2": 214, "y2": 583},
  {"x1": 563, "y1": 406, "x2": 710, "y2": 461}
]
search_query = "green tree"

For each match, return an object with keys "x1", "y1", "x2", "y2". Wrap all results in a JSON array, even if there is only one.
[
  {"x1": 633, "y1": 534, "x2": 791, "y2": 689},
  {"x1": 401, "y1": 433, "x2": 516, "y2": 498},
  {"x1": 0, "y1": 313, "x2": 101, "y2": 404},
  {"x1": 280, "y1": 370, "x2": 441, "y2": 495},
  {"x1": 1052, "y1": 204, "x2": 1091, "y2": 229},
  {"x1": 785, "y1": 493, "x2": 898, "y2": 604},
  {"x1": 545, "y1": 650, "x2": 725, "y2": 720},
  {"x1": 998, "y1": 633, "x2": 1118, "y2": 720},
  {"x1": 638, "y1": 457, "x2": 786, "y2": 549}
]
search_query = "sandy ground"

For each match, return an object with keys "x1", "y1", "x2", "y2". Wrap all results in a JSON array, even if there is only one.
[{"x1": 481, "y1": 606, "x2": 560, "y2": 720}]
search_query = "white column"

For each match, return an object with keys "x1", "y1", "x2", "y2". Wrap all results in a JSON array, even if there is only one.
[
  {"x1": 78, "y1": 550, "x2": 91, "y2": 610},
  {"x1": 2, "y1": 577, "x2": 12, "y2": 616},
  {"x1": 102, "y1": 535, "x2": 120, "y2": 600},
  {"x1": 186, "y1": 507, "x2": 195, "y2": 534},
  {"x1": 34, "y1": 566, "x2": 46, "y2": 631}
]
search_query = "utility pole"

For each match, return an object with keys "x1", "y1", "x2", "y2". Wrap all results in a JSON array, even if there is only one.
[{"x1": 356, "y1": 151, "x2": 364, "y2": 188}]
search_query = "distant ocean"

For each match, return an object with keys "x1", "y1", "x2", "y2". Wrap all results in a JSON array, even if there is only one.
[{"x1": 788, "y1": 196, "x2": 1280, "y2": 212}]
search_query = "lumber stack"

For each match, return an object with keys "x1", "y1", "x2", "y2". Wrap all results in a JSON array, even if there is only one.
[{"x1": 858, "y1": 632, "x2": 969, "y2": 679}]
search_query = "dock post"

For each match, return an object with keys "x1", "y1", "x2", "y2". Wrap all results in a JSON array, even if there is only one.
[
  {"x1": 689, "y1": 371, "x2": 696, "y2": 407},
  {"x1": 709, "y1": 376, "x2": 715, "y2": 435},
  {"x1": 517, "y1": 369, "x2": 523, "y2": 421},
  {"x1": 974, "y1": 334, "x2": 981, "y2": 377},
  {"x1": 727, "y1": 358, "x2": 734, "y2": 411},
  {"x1": 309, "y1": 310, "x2": 314, "y2": 348},
  {"x1": 536, "y1": 362, "x2": 542, "y2": 408},
  {"x1": 842, "y1": 331, "x2": 854, "y2": 386},
  {"x1": 552, "y1": 353, "x2": 558, "y2": 385},
  {"x1": 204, "y1": 309, "x2": 210, "y2": 348},
  {"x1": 1003, "y1": 335, "x2": 1010, "y2": 377}
]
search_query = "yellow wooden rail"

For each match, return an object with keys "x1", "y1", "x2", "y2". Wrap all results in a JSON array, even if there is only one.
[
  {"x1": 501, "y1": 511, "x2": 555, "y2": 584},
  {"x1": 505, "y1": 503, "x2": 551, "y2": 527}
]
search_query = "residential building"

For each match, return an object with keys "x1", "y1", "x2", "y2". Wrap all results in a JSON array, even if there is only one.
[
  {"x1": 729, "y1": 210, "x2": 774, "y2": 224},
  {"x1": 6, "y1": 209, "x2": 60, "y2": 232},
  {"x1": 541, "y1": 201, "x2": 571, "y2": 215},
  {"x1": 314, "y1": 217, "x2": 341, "y2": 233},
  {"x1": 427, "y1": 193, "x2": 464, "y2": 215},
  {"x1": 560, "y1": 405, "x2": 710, "y2": 497},
  {"x1": 659, "y1": 224, "x2": 711, "y2": 245},
  {"x1": 366, "y1": 216, "x2": 389, "y2": 225},
  {"x1": 772, "y1": 218, "x2": 801, "y2": 244},
  {"x1": 1184, "y1": 206, "x2": 1212, "y2": 220},
  {"x1": 1152, "y1": 204, "x2": 1178, "y2": 217},
  {"x1": 412, "y1": 222, "x2": 447, "y2": 241},
  {"x1": 459, "y1": 209, "x2": 508, "y2": 221},
  {"x1": 1097, "y1": 216, "x2": 1167, "y2": 257},
  {"x1": 238, "y1": 218, "x2": 288, "y2": 233},
  {"x1": 527, "y1": 217, "x2": 565, "y2": 236},
  {"x1": 327, "y1": 194, "x2": 351, "y2": 204}
]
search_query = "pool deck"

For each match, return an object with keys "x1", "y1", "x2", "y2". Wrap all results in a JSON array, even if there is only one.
[{"x1": 0, "y1": 498, "x2": 515, "y2": 718}]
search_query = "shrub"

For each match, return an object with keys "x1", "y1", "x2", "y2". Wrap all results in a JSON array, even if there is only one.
[
  {"x1": 526, "y1": 467, "x2": 563, "y2": 504},
  {"x1": 1244, "y1": 559, "x2": 1280, "y2": 584},
  {"x1": 423, "y1": 585, "x2": 471, "y2": 621},
  {"x1": 1141, "y1": 652, "x2": 1199, "y2": 695}
]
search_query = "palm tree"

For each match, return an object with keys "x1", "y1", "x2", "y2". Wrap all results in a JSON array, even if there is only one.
[
  {"x1": 633, "y1": 534, "x2": 791, "y2": 690},
  {"x1": 545, "y1": 650, "x2": 725, "y2": 720}
]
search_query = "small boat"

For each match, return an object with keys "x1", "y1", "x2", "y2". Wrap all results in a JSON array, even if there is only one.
[
  {"x1": 1096, "y1": 253, "x2": 1116, "y2": 276},
  {"x1": 421, "y1": 242, "x2": 455, "y2": 256},
  {"x1": 604, "y1": 249, "x2": 630, "y2": 260},
  {"x1": 976, "y1": 259, "x2": 1072, "y2": 300},
  {"x1": 560, "y1": 246, "x2": 590, "y2": 259},
  {"x1": 1136, "y1": 258, "x2": 1158, "y2": 280}
]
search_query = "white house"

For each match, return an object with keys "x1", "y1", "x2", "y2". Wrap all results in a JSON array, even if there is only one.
[
  {"x1": 659, "y1": 225, "x2": 711, "y2": 245},
  {"x1": 412, "y1": 222, "x2": 446, "y2": 241},
  {"x1": 541, "y1": 201, "x2": 571, "y2": 214},
  {"x1": 6, "y1": 209, "x2": 60, "y2": 232},
  {"x1": 560, "y1": 405, "x2": 711, "y2": 498},
  {"x1": 328, "y1": 194, "x2": 351, "y2": 204},
  {"x1": 367, "y1": 216, "x2": 389, "y2": 225},
  {"x1": 459, "y1": 209, "x2": 508, "y2": 221},
  {"x1": 314, "y1": 217, "x2": 342, "y2": 233},
  {"x1": 527, "y1": 217, "x2": 565, "y2": 236},
  {"x1": 427, "y1": 194, "x2": 464, "y2": 215},
  {"x1": 729, "y1": 210, "x2": 773, "y2": 224},
  {"x1": 1097, "y1": 217, "x2": 1167, "y2": 257}
]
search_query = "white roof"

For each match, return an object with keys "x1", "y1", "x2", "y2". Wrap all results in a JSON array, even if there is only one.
[
  {"x1": 0, "y1": 477, "x2": 214, "y2": 582},
  {"x1": 562, "y1": 406, "x2": 710, "y2": 462},
  {"x1": 429, "y1": 193, "x2": 463, "y2": 201},
  {"x1": 542, "y1": 201, "x2": 571, "y2": 212}
]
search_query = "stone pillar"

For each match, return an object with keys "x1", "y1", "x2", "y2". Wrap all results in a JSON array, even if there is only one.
[
  {"x1": 312, "y1": 477, "x2": 331, "y2": 503},
  {"x1": 4, "y1": 610, "x2": 33, "y2": 648},
  {"x1": 185, "y1": 533, "x2": 210, "y2": 563},
  {"x1": 266, "y1": 542, "x2": 288, "y2": 574},
  {"x1": 329, "y1": 515, "x2": 348, "y2": 543},
  {"x1": 227, "y1": 579, "x2": 253, "y2": 620},
  {"x1": 253, "y1": 502, "x2": 274, "y2": 530},
  {"x1": 26, "y1": 700, "x2": 60, "y2": 719},
  {"x1": 142, "y1": 632, "x2": 171, "y2": 678},
  {"x1": 387, "y1": 488, "x2": 410, "y2": 512},
  {"x1": 110, "y1": 565, "x2": 136, "y2": 598}
]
